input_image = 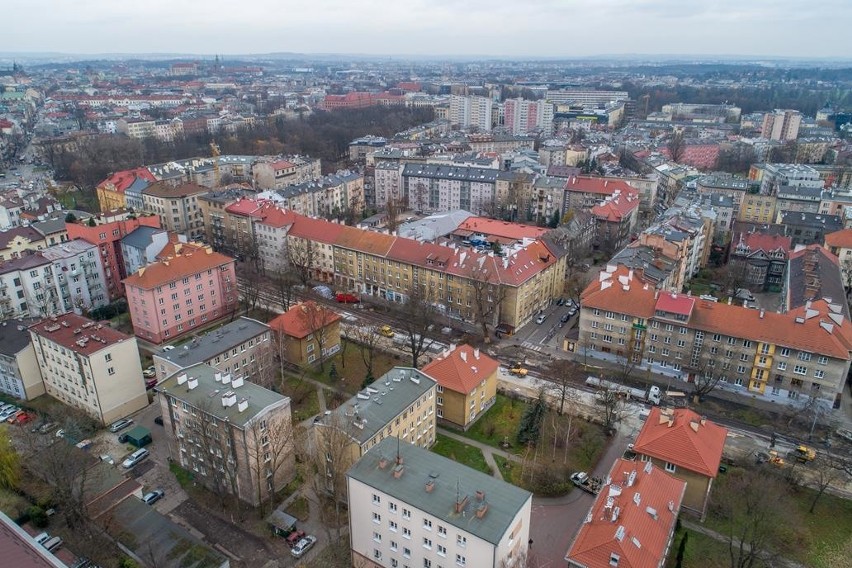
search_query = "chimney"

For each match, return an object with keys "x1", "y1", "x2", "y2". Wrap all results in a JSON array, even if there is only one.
[
  {"x1": 425, "y1": 479, "x2": 435, "y2": 492},
  {"x1": 460, "y1": 351, "x2": 467, "y2": 363},
  {"x1": 759, "y1": 310, "x2": 765, "y2": 319},
  {"x1": 379, "y1": 456, "x2": 389, "y2": 469},
  {"x1": 214, "y1": 372, "x2": 222, "y2": 382},
  {"x1": 473, "y1": 348, "x2": 480, "y2": 360},
  {"x1": 393, "y1": 463, "x2": 405, "y2": 478},
  {"x1": 232, "y1": 376, "x2": 244, "y2": 388},
  {"x1": 475, "y1": 490, "x2": 486, "y2": 501},
  {"x1": 700, "y1": 416, "x2": 706, "y2": 426},
  {"x1": 221, "y1": 391, "x2": 237, "y2": 408},
  {"x1": 221, "y1": 373, "x2": 232, "y2": 384},
  {"x1": 187, "y1": 377, "x2": 198, "y2": 390},
  {"x1": 237, "y1": 398, "x2": 248, "y2": 412},
  {"x1": 455, "y1": 494, "x2": 469, "y2": 514},
  {"x1": 475, "y1": 502, "x2": 489, "y2": 518},
  {"x1": 177, "y1": 373, "x2": 187, "y2": 385}
]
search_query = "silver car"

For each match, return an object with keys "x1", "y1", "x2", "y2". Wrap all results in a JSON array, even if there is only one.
[{"x1": 290, "y1": 535, "x2": 317, "y2": 558}]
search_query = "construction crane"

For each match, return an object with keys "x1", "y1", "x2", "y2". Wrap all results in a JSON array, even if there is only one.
[{"x1": 209, "y1": 141, "x2": 221, "y2": 187}]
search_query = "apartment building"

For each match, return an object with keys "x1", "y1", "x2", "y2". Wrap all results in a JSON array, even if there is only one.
[
  {"x1": 503, "y1": 98, "x2": 554, "y2": 135},
  {"x1": 824, "y1": 229, "x2": 852, "y2": 290},
  {"x1": 449, "y1": 95, "x2": 493, "y2": 131},
  {"x1": 0, "y1": 318, "x2": 43, "y2": 400},
  {"x1": 252, "y1": 156, "x2": 321, "y2": 190},
  {"x1": 268, "y1": 302, "x2": 341, "y2": 367},
  {"x1": 591, "y1": 189, "x2": 640, "y2": 252},
  {"x1": 120, "y1": 225, "x2": 175, "y2": 276},
  {"x1": 123, "y1": 243, "x2": 238, "y2": 344},
  {"x1": 761, "y1": 109, "x2": 802, "y2": 141},
  {"x1": 578, "y1": 265, "x2": 851, "y2": 408},
  {"x1": 0, "y1": 226, "x2": 47, "y2": 262},
  {"x1": 157, "y1": 363, "x2": 295, "y2": 506},
  {"x1": 277, "y1": 170, "x2": 365, "y2": 219},
  {"x1": 254, "y1": 205, "x2": 297, "y2": 274},
  {"x1": 749, "y1": 163, "x2": 823, "y2": 195},
  {"x1": 694, "y1": 174, "x2": 751, "y2": 213},
  {"x1": 737, "y1": 192, "x2": 777, "y2": 224},
  {"x1": 95, "y1": 167, "x2": 157, "y2": 212},
  {"x1": 401, "y1": 164, "x2": 499, "y2": 215},
  {"x1": 374, "y1": 161, "x2": 404, "y2": 209},
  {"x1": 545, "y1": 89, "x2": 629, "y2": 107},
  {"x1": 778, "y1": 211, "x2": 842, "y2": 246},
  {"x1": 565, "y1": 458, "x2": 686, "y2": 568},
  {"x1": 632, "y1": 408, "x2": 727, "y2": 520},
  {"x1": 141, "y1": 182, "x2": 208, "y2": 240},
  {"x1": 40, "y1": 239, "x2": 109, "y2": 311},
  {"x1": 728, "y1": 232, "x2": 791, "y2": 292},
  {"x1": 564, "y1": 176, "x2": 635, "y2": 212},
  {"x1": 29, "y1": 313, "x2": 147, "y2": 424},
  {"x1": 152, "y1": 316, "x2": 272, "y2": 382},
  {"x1": 66, "y1": 215, "x2": 162, "y2": 300},
  {"x1": 421, "y1": 344, "x2": 498, "y2": 429},
  {"x1": 347, "y1": 437, "x2": 532, "y2": 568}
]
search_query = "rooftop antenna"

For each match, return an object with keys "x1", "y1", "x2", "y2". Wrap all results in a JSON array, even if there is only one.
[{"x1": 396, "y1": 435, "x2": 401, "y2": 465}]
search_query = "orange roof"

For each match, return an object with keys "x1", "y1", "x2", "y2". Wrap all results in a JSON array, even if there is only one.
[
  {"x1": 123, "y1": 245, "x2": 233, "y2": 289},
  {"x1": 632, "y1": 408, "x2": 728, "y2": 478},
  {"x1": 225, "y1": 197, "x2": 273, "y2": 218},
  {"x1": 825, "y1": 229, "x2": 852, "y2": 250},
  {"x1": 334, "y1": 224, "x2": 396, "y2": 255},
  {"x1": 735, "y1": 232, "x2": 792, "y2": 254},
  {"x1": 97, "y1": 167, "x2": 156, "y2": 193},
  {"x1": 455, "y1": 217, "x2": 549, "y2": 241},
  {"x1": 565, "y1": 458, "x2": 686, "y2": 568},
  {"x1": 287, "y1": 215, "x2": 347, "y2": 245},
  {"x1": 268, "y1": 301, "x2": 341, "y2": 339},
  {"x1": 143, "y1": 181, "x2": 208, "y2": 198},
  {"x1": 655, "y1": 292, "x2": 695, "y2": 317},
  {"x1": 421, "y1": 344, "x2": 499, "y2": 394},
  {"x1": 580, "y1": 266, "x2": 658, "y2": 319},
  {"x1": 591, "y1": 188, "x2": 640, "y2": 222}
]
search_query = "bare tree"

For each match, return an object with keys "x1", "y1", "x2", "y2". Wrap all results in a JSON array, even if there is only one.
[
  {"x1": 686, "y1": 343, "x2": 723, "y2": 401},
  {"x1": 385, "y1": 195, "x2": 404, "y2": 233},
  {"x1": 808, "y1": 452, "x2": 852, "y2": 514},
  {"x1": 546, "y1": 359, "x2": 582, "y2": 415},
  {"x1": 271, "y1": 269, "x2": 300, "y2": 312},
  {"x1": 391, "y1": 285, "x2": 435, "y2": 368},
  {"x1": 711, "y1": 467, "x2": 797, "y2": 568},
  {"x1": 237, "y1": 266, "x2": 263, "y2": 315},
  {"x1": 467, "y1": 262, "x2": 506, "y2": 344},
  {"x1": 667, "y1": 131, "x2": 686, "y2": 163},
  {"x1": 296, "y1": 301, "x2": 338, "y2": 372},
  {"x1": 591, "y1": 380, "x2": 627, "y2": 433},
  {"x1": 348, "y1": 324, "x2": 381, "y2": 380},
  {"x1": 286, "y1": 238, "x2": 316, "y2": 287},
  {"x1": 246, "y1": 411, "x2": 296, "y2": 517}
]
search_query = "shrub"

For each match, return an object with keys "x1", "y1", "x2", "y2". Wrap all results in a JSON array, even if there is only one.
[{"x1": 26, "y1": 505, "x2": 48, "y2": 528}]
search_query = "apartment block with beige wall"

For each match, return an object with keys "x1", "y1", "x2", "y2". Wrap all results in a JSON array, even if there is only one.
[
  {"x1": 152, "y1": 316, "x2": 272, "y2": 382},
  {"x1": 29, "y1": 313, "x2": 147, "y2": 425},
  {"x1": 269, "y1": 302, "x2": 341, "y2": 367},
  {"x1": 316, "y1": 367, "x2": 437, "y2": 463},
  {"x1": 578, "y1": 265, "x2": 852, "y2": 409},
  {"x1": 347, "y1": 437, "x2": 532, "y2": 568},
  {"x1": 0, "y1": 318, "x2": 43, "y2": 400},
  {"x1": 141, "y1": 182, "x2": 208, "y2": 240},
  {"x1": 156, "y1": 363, "x2": 295, "y2": 506},
  {"x1": 421, "y1": 344, "x2": 498, "y2": 429}
]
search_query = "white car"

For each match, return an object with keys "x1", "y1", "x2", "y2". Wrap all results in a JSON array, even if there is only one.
[{"x1": 291, "y1": 535, "x2": 317, "y2": 558}]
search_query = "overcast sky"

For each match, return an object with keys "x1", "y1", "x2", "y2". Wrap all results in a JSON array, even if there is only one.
[{"x1": 4, "y1": 0, "x2": 851, "y2": 59}]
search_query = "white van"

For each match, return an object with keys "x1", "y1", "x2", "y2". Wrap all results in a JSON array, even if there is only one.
[
  {"x1": 535, "y1": 314, "x2": 547, "y2": 324},
  {"x1": 42, "y1": 536, "x2": 63, "y2": 552},
  {"x1": 122, "y1": 448, "x2": 149, "y2": 469}
]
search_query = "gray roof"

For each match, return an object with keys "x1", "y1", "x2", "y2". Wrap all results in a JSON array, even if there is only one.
[
  {"x1": 154, "y1": 317, "x2": 270, "y2": 369},
  {"x1": 31, "y1": 217, "x2": 67, "y2": 236},
  {"x1": 788, "y1": 247, "x2": 851, "y2": 319},
  {"x1": 611, "y1": 245, "x2": 677, "y2": 284},
  {"x1": 157, "y1": 362, "x2": 288, "y2": 428},
  {"x1": 776, "y1": 185, "x2": 823, "y2": 201},
  {"x1": 0, "y1": 252, "x2": 50, "y2": 275},
  {"x1": 779, "y1": 211, "x2": 843, "y2": 231},
  {"x1": 347, "y1": 437, "x2": 531, "y2": 546},
  {"x1": 41, "y1": 238, "x2": 96, "y2": 261},
  {"x1": 402, "y1": 163, "x2": 499, "y2": 184},
  {"x1": 397, "y1": 210, "x2": 473, "y2": 242},
  {"x1": 318, "y1": 367, "x2": 435, "y2": 446},
  {"x1": 121, "y1": 225, "x2": 166, "y2": 250},
  {"x1": 0, "y1": 318, "x2": 38, "y2": 356}
]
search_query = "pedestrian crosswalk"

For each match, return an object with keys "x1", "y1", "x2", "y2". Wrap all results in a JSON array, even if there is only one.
[{"x1": 521, "y1": 341, "x2": 543, "y2": 352}]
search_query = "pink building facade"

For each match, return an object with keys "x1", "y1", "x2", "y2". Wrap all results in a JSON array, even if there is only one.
[{"x1": 123, "y1": 244, "x2": 238, "y2": 344}]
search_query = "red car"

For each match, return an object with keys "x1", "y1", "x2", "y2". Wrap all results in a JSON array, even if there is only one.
[
  {"x1": 286, "y1": 529, "x2": 306, "y2": 547},
  {"x1": 336, "y1": 293, "x2": 360, "y2": 304},
  {"x1": 10, "y1": 411, "x2": 34, "y2": 425}
]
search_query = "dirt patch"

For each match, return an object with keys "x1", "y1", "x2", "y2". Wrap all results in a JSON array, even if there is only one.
[{"x1": 172, "y1": 500, "x2": 288, "y2": 568}]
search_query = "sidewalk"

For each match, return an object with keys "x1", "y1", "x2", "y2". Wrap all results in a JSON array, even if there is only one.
[{"x1": 436, "y1": 427, "x2": 521, "y2": 481}]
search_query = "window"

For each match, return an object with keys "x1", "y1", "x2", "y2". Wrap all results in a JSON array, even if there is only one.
[
  {"x1": 437, "y1": 544, "x2": 447, "y2": 556},
  {"x1": 402, "y1": 508, "x2": 411, "y2": 520},
  {"x1": 424, "y1": 560, "x2": 432, "y2": 568},
  {"x1": 105, "y1": 353, "x2": 112, "y2": 362},
  {"x1": 779, "y1": 348, "x2": 790, "y2": 357},
  {"x1": 403, "y1": 527, "x2": 411, "y2": 539},
  {"x1": 423, "y1": 519, "x2": 432, "y2": 530},
  {"x1": 798, "y1": 352, "x2": 812, "y2": 361},
  {"x1": 374, "y1": 549, "x2": 382, "y2": 560},
  {"x1": 455, "y1": 554, "x2": 466, "y2": 566},
  {"x1": 794, "y1": 365, "x2": 808, "y2": 375},
  {"x1": 777, "y1": 361, "x2": 787, "y2": 371},
  {"x1": 610, "y1": 553, "x2": 621, "y2": 567},
  {"x1": 665, "y1": 462, "x2": 676, "y2": 473},
  {"x1": 373, "y1": 494, "x2": 381, "y2": 505},
  {"x1": 814, "y1": 369, "x2": 825, "y2": 379},
  {"x1": 107, "y1": 367, "x2": 115, "y2": 376},
  {"x1": 423, "y1": 537, "x2": 432, "y2": 549},
  {"x1": 389, "y1": 502, "x2": 398, "y2": 513},
  {"x1": 456, "y1": 535, "x2": 466, "y2": 547},
  {"x1": 438, "y1": 525, "x2": 447, "y2": 537},
  {"x1": 403, "y1": 546, "x2": 411, "y2": 558},
  {"x1": 373, "y1": 512, "x2": 381, "y2": 524},
  {"x1": 818, "y1": 356, "x2": 828, "y2": 365},
  {"x1": 390, "y1": 541, "x2": 398, "y2": 552},
  {"x1": 389, "y1": 520, "x2": 398, "y2": 531},
  {"x1": 374, "y1": 532, "x2": 382, "y2": 542}
]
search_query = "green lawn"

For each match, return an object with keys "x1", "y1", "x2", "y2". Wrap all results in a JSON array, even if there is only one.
[
  {"x1": 705, "y1": 469, "x2": 852, "y2": 568},
  {"x1": 307, "y1": 340, "x2": 401, "y2": 396},
  {"x1": 461, "y1": 394, "x2": 528, "y2": 453},
  {"x1": 279, "y1": 376, "x2": 320, "y2": 422},
  {"x1": 431, "y1": 434, "x2": 492, "y2": 475},
  {"x1": 665, "y1": 529, "x2": 730, "y2": 568},
  {"x1": 169, "y1": 462, "x2": 195, "y2": 489}
]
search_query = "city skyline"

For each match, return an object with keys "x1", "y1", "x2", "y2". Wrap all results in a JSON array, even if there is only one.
[{"x1": 3, "y1": 0, "x2": 851, "y2": 59}]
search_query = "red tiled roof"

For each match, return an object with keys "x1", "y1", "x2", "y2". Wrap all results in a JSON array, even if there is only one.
[
  {"x1": 825, "y1": 229, "x2": 852, "y2": 250},
  {"x1": 124, "y1": 245, "x2": 233, "y2": 289},
  {"x1": 97, "y1": 167, "x2": 156, "y2": 194},
  {"x1": 565, "y1": 458, "x2": 686, "y2": 568},
  {"x1": 270, "y1": 160, "x2": 296, "y2": 170},
  {"x1": 736, "y1": 232, "x2": 792, "y2": 254},
  {"x1": 421, "y1": 344, "x2": 499, "y2": 394},
  {"x1": 632, "y1": 408, "x2": 728, "y2": 478},
  {"x1": 591, "y1": 189, "x2": 640, "y2": 222},
  {"x1": 268, "y1": 301, "x2": 340, "y2": 339},
  {"x1": 580, "y1": 266, "x2": 658, "y2": 319},
  {"x1": 654, "y1": 292, "x2": 695, "y2": 317},
  {"x1": 455, "y1": 217, "x2": 548, "y2": 241},
  {"x1": 225, "y1": 197, "x2": 273, "y2": 218},
  {"x1": 565, "y1": 176, "x2": 634, "y2": 196},
  {"x1": 30, "y1": 313, "x2": 132, "y2": 356}
]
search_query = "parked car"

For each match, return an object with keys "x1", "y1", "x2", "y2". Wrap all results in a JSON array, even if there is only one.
[
  {"x1": 286, "y1": 529, "x2": 306, "y2": 547},
  {"x1": 535, "y1": 314, "x2": 547, "y2": 324},
  {"x1": 142, "y1": 366, "x2": 156, "y2": 378},
  {"x1": 55, "y1": 428, "x2": 65, "y2": 439},
  {"x1": 34, "y1": 532, "x2": 50, "y2": 545},
  {"x1": 117, "y1": 433, "x2": 129, "y2": 444},
  {"x1": 145, "y1": 378, "x2": 158, "y2": 390},
  {"x1": 556, "y1": 297, "x2": 565, "y2": 306},
  {"x1": 42, "y1": 536, "x2": 63, "y2": 552},
  {"x1": 99, "y1": 454, "x2": 115, "y2": 465},
  {"x1": 8, "y1": 411, "x2": 33, "y2": 425},
  {"x1": 162, "y1": 345, "x2": 175, "y2": 352},
  {"x1": 290, "y1": 535, "x2": 317, "y2": 558},
  {"x1": 122, "y1": 448, "x2": 149, "y2": 469},
  {"x1": 835, "y1": 428, "x2": 852, "y2": 443},
  {"x1": 109, "y1": 418, "x2": 133, "y2": 433},
  {"x1": 560, "y1": 313, "x2": 570, "y2": 323},
  {"x1": 37, "y1": 421, "x2": 57, "y2": 434},
  {"x1": 335, "y1": 293, "x2": 360, "y2": 303},
  {"x1": 142, "y1": 489, "x2": 165, "y2": 505},
  {"x1": 379, "y1": 325, "x2": 394, "y2": 338}
]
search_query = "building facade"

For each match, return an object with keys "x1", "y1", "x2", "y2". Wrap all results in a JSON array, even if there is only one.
[
  {"x1": 29, "y1": 313, "x2": 147, "y2": 424},
  {"x1": 268, "y1": 302, "x2": 341, "y2": 367},
  {"x1": 141, "y1": 182, "x2": 208, "y2": 240},
  {"x1": 347, "y1": 437, "x2": 532, "y2": 568},
  {"x1": 421, "y1": 344, "x2": 498, "y2": 429},
  {"x1": 0, "y1": 318, "x2": 43, "y2": 400},
  {"x1": 123, "y1": 244, "x2": 238, "y2": 344}
]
